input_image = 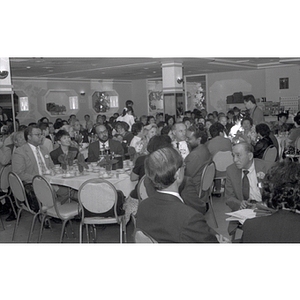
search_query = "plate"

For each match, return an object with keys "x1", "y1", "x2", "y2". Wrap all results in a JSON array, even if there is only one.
[
  {"x1": 62, "y1": 174, "x2": 75, "y2": 178},
  {"x1": 99, "y1": 174, "x2": 112, "y2": 179}
]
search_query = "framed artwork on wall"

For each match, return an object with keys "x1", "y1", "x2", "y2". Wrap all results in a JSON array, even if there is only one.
[
  {"x1": 184, "y1": 74, "x2": 207, "y2": 111},
  {"x1": 147, "y1": 80, "x2": 164, "y2": 116},
  {"x1": 279, "y1": 77, "x2": 289, "y2": 89}
]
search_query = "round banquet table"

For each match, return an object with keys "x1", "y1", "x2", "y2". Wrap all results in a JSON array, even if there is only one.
[{"x1": 44, "y1": 171, "x2": 135, "y2": 198}]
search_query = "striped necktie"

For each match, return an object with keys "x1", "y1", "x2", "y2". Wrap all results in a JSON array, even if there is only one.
[{"x1": 36, "y1": 146, "x2": 47, "y2": 175}]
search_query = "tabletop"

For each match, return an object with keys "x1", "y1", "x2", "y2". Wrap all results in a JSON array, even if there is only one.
[{"x1": 44, "y1": 170, "x2": 136, "y2": 197}]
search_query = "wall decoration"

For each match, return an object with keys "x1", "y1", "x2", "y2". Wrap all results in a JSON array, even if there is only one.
[
  {"x1": 92, "y1": 90, "x2": 119, "y2": 114},
  {"x1": 279, "y1": 77, "x2": 289, "y2": 89},
  {"x1": 185, "y1": 75, "x2": 207, "y2": 111},
  {"x1": 147, "y1": 80, "x2": 164, "y2": 116}
]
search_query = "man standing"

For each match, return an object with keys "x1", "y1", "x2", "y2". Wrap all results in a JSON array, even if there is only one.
[
  {"x1": 171, "y1": 122, "x2": 190, "y2": 159},
  {"x1": 87, "y1": 124, "x2": 124, "y2": 162},
  {"x1": 180, "y1": 126, "x2": 212, "y2": 214},
  {"x1": 244, "y1": 94, "x2": 265, "y2": 125}
]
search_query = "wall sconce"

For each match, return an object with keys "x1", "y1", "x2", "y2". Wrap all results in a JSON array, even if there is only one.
[
  {"x1": 0, "y1": 70, "x2": 9, "y2": 80},
  {"x1": 69, "y1": 96, "x2": 79, "y2": 109},
  {"x1": 177, "y1": 78, "x2": 184, "y2": 84},
  {"x1": 19, "y1": 97, "x2": 29, "y2": 111}
]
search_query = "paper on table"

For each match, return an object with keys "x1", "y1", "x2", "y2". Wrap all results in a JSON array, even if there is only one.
[{"x1": 225, "y1": 209, "x2": 256, "y2": 225}]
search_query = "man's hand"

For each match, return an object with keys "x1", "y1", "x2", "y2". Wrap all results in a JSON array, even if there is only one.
[{"x1": 239, "y1": 200, "x2": 249, "y2": 209}]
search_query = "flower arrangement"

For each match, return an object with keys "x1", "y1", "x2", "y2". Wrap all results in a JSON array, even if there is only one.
[
  {"x1": 77, "y1": 153, "x2": 88, "y2": 173},
  {"x1": 58, "y1": 151, "x2": 77, "y2": 170},
  {"x1": 97, "y1": 154, "x2": 118, "y2": 168}
]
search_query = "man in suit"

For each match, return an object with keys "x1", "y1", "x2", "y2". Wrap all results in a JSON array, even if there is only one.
[
  {"x1": 87, "y1": 124, "x2": 124, "y2": 162},
  {"x1": 180, "y1": 125, "x2": 212, "y2": 214},
  {"x1": 136, "y1": 146, "x2": 218, "y2": 243},
  {"x1": 225, "y1": 142, "x2": 274, "y2": 237},
  {"x1": 171, "y1": 122, "x2": 190, "y2": 159},
  {"x1": 225, "y1": 142, "x2": 274, "y2": 212},
  {"x1": 12, "y1": 125, "x2": 73, "y2": 211}
]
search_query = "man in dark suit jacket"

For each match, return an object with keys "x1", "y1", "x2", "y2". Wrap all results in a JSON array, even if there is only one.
[
  {"x1": 180, "y1": 125, "x2": 212, "y2": 214},
  {"x1": 87, "y1": 124, "x2": 124, "y2": 162},
  {"x1": 136, "y1": 147, "x2": 218, "y2": 243}
]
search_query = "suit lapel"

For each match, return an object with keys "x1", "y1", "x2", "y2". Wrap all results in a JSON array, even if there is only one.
[
  {"x1": 233, "y1": 166, "x2": 243, "y2": 200},
  {"x1": 24, "y1": 143, "x2": 39, "y2": 173}
]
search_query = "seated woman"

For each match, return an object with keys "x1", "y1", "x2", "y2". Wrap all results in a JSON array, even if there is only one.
[
  {"x1": 113, "y1": 121, "x2": 134, "y2": 159},
  {"x1": 234, "y1": 117, "x2": 257, "y2": 145},
  {"x1": 253, "y1": 123, "x2": 274, "y2": 159},
  {"x1": 242, "y1": 161, "x2": 300, "y2": 242},
  {"x1": 50, "y1": 130, "x2": 79, "y2": 165}
]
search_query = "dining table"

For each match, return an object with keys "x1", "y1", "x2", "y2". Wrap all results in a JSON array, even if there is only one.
[{"x1": 44, "y1": 166, "x2": 136, "y2": 198}]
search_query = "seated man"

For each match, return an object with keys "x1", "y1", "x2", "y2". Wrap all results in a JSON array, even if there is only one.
[
  {"x1": 225, "y1": 142, "x2": 274, "y2": 236},
  {"x1": 171, "y1": 122, "x2": 190, "y2": 159},
  {"x1": 87, "y1": 124, "x2": 124, "y2": 162},
  {"x1": 50, "y1": 129, "x2": 79, "y2": 165},
  {"x1": 136, "y1": 146, "x2": 218, "y2": 243},
  {"x1": 12, "y1": 125, "x2": 76, "y2": 212}
]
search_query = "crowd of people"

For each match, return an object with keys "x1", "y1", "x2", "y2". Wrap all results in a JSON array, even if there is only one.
[{"x1": 1, "y1": 95, "x2": 300, "y2": 243}]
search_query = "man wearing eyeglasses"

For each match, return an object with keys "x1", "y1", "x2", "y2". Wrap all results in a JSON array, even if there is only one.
[
  {"x1": 87, "y1": 124, "x2": 124, "y2": 162},
  {"x1": 12, "y1": 125, "x2": 73, "y2": 212}
]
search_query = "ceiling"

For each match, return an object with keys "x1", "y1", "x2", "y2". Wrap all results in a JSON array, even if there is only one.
[{"x1": 9, "y1": 57, "x2": 300, "y2": 81}]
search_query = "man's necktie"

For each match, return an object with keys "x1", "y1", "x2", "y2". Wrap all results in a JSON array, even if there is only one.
[
  {"x1": 36, "y1": 146, "x2": 47, "y2": 175},
  {"x1": 242, "y1": 170, "x2": 250, "y2": 200},
  {"x1": 176, "y1": 142, "x2": 180, "y2": 149}
]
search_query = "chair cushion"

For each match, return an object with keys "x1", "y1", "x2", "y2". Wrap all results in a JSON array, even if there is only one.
[
  {"x1": 46, "y1": 202, "x2": 80, "y2": 219},
  {"x1": 82, "y1": 216, "x2": 119, "y2": 225}
]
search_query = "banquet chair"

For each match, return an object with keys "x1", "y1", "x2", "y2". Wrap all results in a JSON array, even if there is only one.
[
  {"x1": 0, "y1": 165, "x2": 17, "y2": 219},
  {"x1": 212, "y1": 151, "x2": 234, "y2": 196},
  {"x1": 137, "y1": 175, "x2": 148, "y2": 203},
  {"x1": 199, "y1": 162, "x2": 218, "y2": 228},
  {"x1": 134, "y1": 228, "x2": 157, "y2": 243},
  {"x1": 9, "y1": 172, "x2": 41, "y2": 242},
  {"x1": 78, "y1": 178, "x2": 126, "y2": 243},
  {"x1": 262, "y1": 145, "x2": 277, "y2": 162},
  {"x1": 32, "y1": 175, "x2": 80, "y2": 243}
]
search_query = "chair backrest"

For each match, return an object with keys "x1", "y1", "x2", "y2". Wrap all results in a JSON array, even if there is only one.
[
  {"x1": 134, "y1": 229, "x2": 157, "y2": 243},
  {"x1": 212, "y1": 151, "x2": 234, "y2": 172},
  {"x1": 137, "y1": 175, "x2": 148, "y2": 202},
  {"x1": 199, "y1": 162, "x2": 215, "y2": 198},
  {"x1": 78, "y1": 178, "x2": 118, "y2": 218},
  {"x1": 32, "y1": 175, "x2": 58, "y2": 213},
  {"x1": 262, "y1": 145, "x2": 277, "y2": 162},
  {"x1": 0, "y1": 164, "x2": 11, "y2": 191},
  {"x1": 8, "y1": 171, "x2": 33, "y2": 211}
]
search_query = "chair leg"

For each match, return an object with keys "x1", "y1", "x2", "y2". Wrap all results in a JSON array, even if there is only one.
[
  {"x1": 60, "y1": 220, "x2": 68, "y2": 243},
  {"x1": 79, "y1": 222, "x2": 83, "y2": 243},
  {"x1": 38, "y1": 214, "x2": 47, "y2": 242},
  {"x1": 119, "y1": 221, "x2": 123, "y2": 243},
  {"x1": 85, "y1": 224, "x2": 89, "y2": 243},
  {"x1": 27, "y1": 213, "x2": 39, "y2": 243},
  {"x1": 209, "y1": 195, "x2": 218, "y2": 228},
  {"x1": 7, "y1": 195, "x2": 17, "y2": 218},
  {"x1": 92, "y1": 225, "x2": 97, "y2": 242},
  {"x1": 12, "y1": 208, "x2": 23, "y2": 241},
  {"x1": 69, "y1": 220, "x2": 75, "y2": 239}
]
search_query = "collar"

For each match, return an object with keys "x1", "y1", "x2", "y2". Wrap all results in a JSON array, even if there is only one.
[
  {"x1": 242, "y1": 160, "x2": 255, "y2": 174},
  {"x1": 157, "y1": 190, "x2": 184, "y2": 203}
]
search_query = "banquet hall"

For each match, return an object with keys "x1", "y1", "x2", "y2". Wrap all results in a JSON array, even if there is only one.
[{"x1": 1, "y1": 56, "x2": 300, "y2": 243}]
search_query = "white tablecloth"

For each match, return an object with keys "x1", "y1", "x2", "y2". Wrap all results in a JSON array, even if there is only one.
[{"x1": 44, "y1": 171, "x2": 135, "y2": 197}]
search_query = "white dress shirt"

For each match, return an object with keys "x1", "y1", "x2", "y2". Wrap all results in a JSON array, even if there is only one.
[{"x1": 242, "y1": 161, "x2": 262, "y2": 202}]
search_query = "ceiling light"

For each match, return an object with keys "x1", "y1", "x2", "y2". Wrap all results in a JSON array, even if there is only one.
[{"x1": 26, "y1": 66, "x2": 31, "y2": 69}]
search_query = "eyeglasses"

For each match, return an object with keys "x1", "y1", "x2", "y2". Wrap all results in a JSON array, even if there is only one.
[{"x1": 31, "y1": 133, "x2": 42, "y2": 137}]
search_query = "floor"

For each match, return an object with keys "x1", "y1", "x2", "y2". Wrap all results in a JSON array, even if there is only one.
[{"x1": 0, "y1": 194, "x2": 231, "y2": 243}]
